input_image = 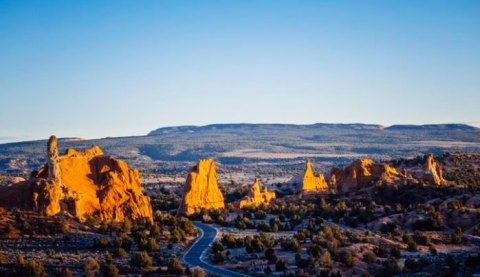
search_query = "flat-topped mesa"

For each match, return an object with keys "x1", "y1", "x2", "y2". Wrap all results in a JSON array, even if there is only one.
[
  {"x1": 299, "y1": 160, "x2": 328, "y2": 193},
  {"x1": 330, "y1": 159, "x2": 402, "y2": 192},
  {"x1": 176, "y1": 159, "x2": 225, "y2": 216},
  {"x1": 239, "y1": 178, "x2": 276, "y2": 208},
  {"x1": 0, "y1": 135, "x2": 153, "y2": 222}
]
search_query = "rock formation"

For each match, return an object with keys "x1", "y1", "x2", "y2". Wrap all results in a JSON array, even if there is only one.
[
  {"x1": 299, "y1": 160, "x2": 328, "y2": 192},
  {"x1": 407, "y1": 154, "x2": 445, "y2": 185},
  {"x1": 176, "y1": 159, "x2": 225, "y2": 216},
  {"x1": 47, "y1": 136, "x2": 62, "y2": 185},
  {"x1": 330, "y1": 159, "x2": 402, "y2": 192},
  {"x1": 239, "y1": 178, "x2": 276, "y2": 208},
  {"x1": 0, "y1": 135, "x2": 153, "y2": 222}
]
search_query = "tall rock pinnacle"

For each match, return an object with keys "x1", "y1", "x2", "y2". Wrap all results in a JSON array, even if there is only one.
[
  {"x1": 47, "y1": 135, "x2": 62, "y2": 185},
  {"x1": 300, "y1": 160, "x2": 328, "y2": 192},
  {"x1": 176, "y1": 159, "x2": 225, "y2": 216}
]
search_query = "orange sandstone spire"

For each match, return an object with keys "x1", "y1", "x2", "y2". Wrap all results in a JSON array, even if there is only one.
[
  {"x1": 300, "y1": 160, "x2": 328, "y2": 192},
  {"x1": 422, "y1": 154, "x2": 445, "y2": 185},
  {"x1": 239, "y1": 178, "x2": 276, "y2": 208},
  {"x1": 176, "y1": 159, "x2": 225, "y2": 216}
]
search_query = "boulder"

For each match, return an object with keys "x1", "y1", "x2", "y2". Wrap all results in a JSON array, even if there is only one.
[{"x1": 176, "y1": 159, "x2": 225, "y2": 216}]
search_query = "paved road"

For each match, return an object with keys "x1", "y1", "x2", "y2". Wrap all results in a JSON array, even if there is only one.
[{"x1": 183, "y1": 222, "x2": 249, "y2": 277}]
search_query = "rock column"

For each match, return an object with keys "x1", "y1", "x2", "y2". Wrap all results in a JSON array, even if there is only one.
[{"x1": 47, "y1": 135, "x2": 62, "y2": 185}]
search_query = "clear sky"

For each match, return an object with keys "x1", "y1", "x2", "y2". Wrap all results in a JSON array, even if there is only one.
[{"x1": 1, "y1": 1, "x2": 479, "y2": 142}]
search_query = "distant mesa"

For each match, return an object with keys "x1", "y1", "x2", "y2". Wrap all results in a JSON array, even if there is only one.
[
  {"x1": 299, "y1": 160, "x2": 329, "y2": 193},
  {"x1": 385, "y1": 124, "x2": 477, "y2": 131},
  {"x1": 238, "y1": 178, "x2": 276, "y2": 208},
  {"x1": 148, "y1": 123, "x2": 385, "y2": 135},
  {"x1": 0, "y1": 135, "x2": 153, "y2": 222},
  {"x1": 330, "y1": 159, "x2": 402, "y2": 193},
  {"x1": 176, "y1": 159, "x2": 225, "y2": 216},
  {"x1": 148, "y1": 123, "x2": 478, "y2": 136}
]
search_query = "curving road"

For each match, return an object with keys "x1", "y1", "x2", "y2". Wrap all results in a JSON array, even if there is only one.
[{"x1": 183, "y1": 222, "x2": 249, "y2": 277}]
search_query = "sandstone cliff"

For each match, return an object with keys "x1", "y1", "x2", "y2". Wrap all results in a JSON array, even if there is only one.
[
  {"x1": 0, "y1": 135, "x2": 153, "y2": 222},
  {"x1": 299, "y1": 160, "x2": 328, "y2": 192},
  {"x1": 330, "y1": 159, "x2": 402, "y2": 192},
  {"x1": 239, "y1": 178, "x2": 276, "y2": 208},
  {"x1": 176, "y1": 159, "x2": 225, "y2": 216}
]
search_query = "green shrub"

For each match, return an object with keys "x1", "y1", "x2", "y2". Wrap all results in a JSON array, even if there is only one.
[
  {"x1": 83, "y1": 257, "x2": 100, "y2": 277},
  {"x1": 167, "y1": 256, "x2": 184, "y2": 274},
  {"x1": 340, "y1": 250, "x2": 355, "y2": 267},
  {"x1": 319, "y1": 250, "x2": 332, "y2": 267},
  {"x1": 19, "y1": 260, "x2": 45, "y2": 277},
  {"x1": 101, "y1": 263, "x2": 119, "y2": 277},
  {"x1": 113, "y1": 247, "x2": 128, "y2": 259},
  {"x1": 363, "y1": 251, "x2": 376, "y2": 263},
  {"x1": 131, "y1": 251, "x2": 152, "y2": 268},
  {"x1": 93, "y1": 237, "x2": 109, "y2": 250}
]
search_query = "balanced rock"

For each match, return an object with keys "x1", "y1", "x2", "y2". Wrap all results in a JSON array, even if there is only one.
[
  {"x1": 239, "y1": 178, "x2": 276, "y2": 208},
  {"x1": 299, "y1": 160, "x2": 328, "y2": 192},
  {"x1": 176, "y1": 159, "x2": 225, "y2": 216},
  {"x1": 0, "y1": 135, "x2": 153, "y2": 222},
  {"x1": 330, "y1": 159, "x2": 401, "y2": 192}
]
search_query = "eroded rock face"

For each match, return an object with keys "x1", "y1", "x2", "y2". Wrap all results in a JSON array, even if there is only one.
[
  {"x1": 330, "y1": 159, "x2": 401, "y2": 192},
  {"x1": 176, "y1": 159, "x2": 225, "y2": 216},
  {"x1": 300, "y1": 161, "x2": 328, "y2": 192},
  {"x1": 422, "y1": 154, "x2": 445, "y2": 185},
  {"x1": 239, "y1": 178, "x2": 276, "y2": 208},
  {"x1": 0, "y1": 136, "x2": 153, "y2": 222},
  {"x1": 404, "y1": 154, "x2": 445, "y2": 185}
]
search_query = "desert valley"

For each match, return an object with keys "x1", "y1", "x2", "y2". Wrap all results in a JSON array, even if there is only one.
[
  {"x1": 2, "y1": 1, "x2": 479, "y2": 276},
  {"x1": 0, "y1": 124, "x2": 479, "y2": 276}
]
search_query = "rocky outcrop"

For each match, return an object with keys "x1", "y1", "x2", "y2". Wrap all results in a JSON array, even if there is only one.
[
  {"x1": 0, "y1": 135, "x2": 153, "y2": 222},
  {"x1": 176, "y1": 159, "x2": 225, "y2": 216},
  {"x1": 239, "y1": 178, "x2": 276, "y2": 208},
  {"x1": 405, "y1": 154, "x2": 445, "y2": 185},
  {"x1": 330, "y1": 159, "x2": 402, "y2": 192},
  {"x1": 299, "y1": 161, "x2": 328, "y2": 192},
  {"x1": 422, "y1": 154, "x2": 445, "y2": 185}
]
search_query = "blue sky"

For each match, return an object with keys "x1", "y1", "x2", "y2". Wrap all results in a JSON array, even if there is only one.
[{"x1": 1, "y1": 1, "x2": 479, "y2": 142}]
